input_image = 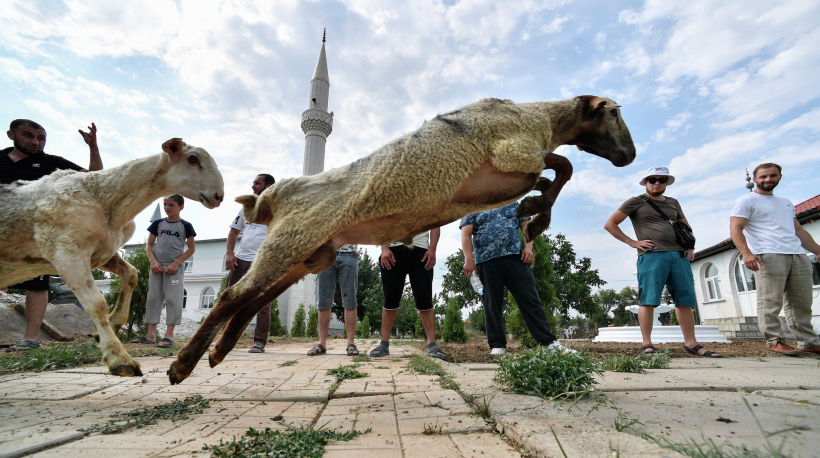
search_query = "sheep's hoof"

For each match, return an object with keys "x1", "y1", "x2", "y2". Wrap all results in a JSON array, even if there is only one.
[
  {"x1": 167, "y1": 361, "x2": 189, "y2": 385},
  {"x1": 110, "y1": 364, "x2": 142, "y2": 377},
  {"x1": 208, "y1": 349, "x2": 224, "y2": 368}
]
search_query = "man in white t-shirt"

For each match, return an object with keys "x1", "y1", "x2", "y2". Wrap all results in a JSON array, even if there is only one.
[
  {"x1": 730, "y1": 163, "x2": 820, "y2": 355},
  {"x1": 225, "y1": 174, "x2": 275, "y2": 353}
]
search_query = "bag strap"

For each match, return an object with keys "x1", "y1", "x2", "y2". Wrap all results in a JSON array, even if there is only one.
[{"x1": 638, "y1": 195, "x2": 675, "y2": 224}]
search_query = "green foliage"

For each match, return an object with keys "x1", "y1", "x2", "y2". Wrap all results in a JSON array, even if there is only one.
[
  {"x1": 530, "y1": 234, "x2": 559, "y2": 323},
  {"x1": 279, "y1": 360, "x2": 297, "y2": 367},
  {"x1": 395, "y1": 286, "x2": 418, "y2": 337},
  {"x1": 495, "y1": 346, "x2": 601, "y2": 399},
  {"x1": 204, "y1": 424, "x2": 369, "y2": 458},
  {"x1": 358, "y1": 315, "x2": 371, "y2": 338},
  {"x1": 414, "y1": 314, "x2": 426, "y2": 340},
  {"x1": 506, "y1": 293, "x2": 538, "y2": 348},
  {"x1": 468, "y1": 307, "x2": 485, "y2": 334},
  {"x1": 0, "y1": 342, "x2": 102, "y2": 374},
  {"x1": 546, "y1": 233, "x2": 606, "y2": 320},
  {"x1": 351, "y1": 354, "x2": 371, "y2": 362},
  {"x1": 290, "y1": 304, "x2": 307, "y2": 337},
  {"x1": 306, "y1": 307, "x2": 319, "y2": 338},
  {"x1": 440, "y1": 249, "x2": 482, "y2": 310},
  {"x1": 85, "y1": 395, "x2": 209, "y2": 434},
  {"x1": 599, "y1": 349, "x2": 672, "y2": 373},
  {"x1": 327, "y1": 364, "x2": 369, "y2": 382},
  {"x1": 361, "y1": 281, "x2": 384, "y2": 337},
  {"x1": 442, "y1": 298, "x2": 468, "y2": 343},
  {"x1": 105, "y1": 244, "x2": 152, "y2": 339},
  {"x1": 269, "y1": 299, "x2": 282, "y2": 337},
  {"x1": 402, "y1": 355, "x2": 448, "y2": 377},
  {"x1": 92, "y1": 269, "x2": 107, "y2": 280}
]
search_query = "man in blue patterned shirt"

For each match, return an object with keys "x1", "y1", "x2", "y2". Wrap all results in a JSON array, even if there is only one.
[{"x1": 460, "y1": 201, "x2": 572, "y2": 356}]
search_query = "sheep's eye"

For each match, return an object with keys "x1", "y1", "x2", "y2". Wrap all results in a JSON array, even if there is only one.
[
  {"x1": 187, "y1": 155, "x2": 198, "y2": 164},
  {"x1": 610, "y1": 109, "x2": 618, "y2": 117}
]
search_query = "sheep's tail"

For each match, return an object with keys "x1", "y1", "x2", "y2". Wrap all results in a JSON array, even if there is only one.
[{"x1": 235, "y1": 194, "x2": 273, "y2": 224}]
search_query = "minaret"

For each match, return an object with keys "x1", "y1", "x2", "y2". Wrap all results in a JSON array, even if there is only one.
[{"x1": 301, "y1": 28, "x2": 334, "y2": 176}]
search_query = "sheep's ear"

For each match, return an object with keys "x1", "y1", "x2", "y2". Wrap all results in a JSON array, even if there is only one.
[{"x1": 162, "y1": 138, "x2": 185, "y2": 156}]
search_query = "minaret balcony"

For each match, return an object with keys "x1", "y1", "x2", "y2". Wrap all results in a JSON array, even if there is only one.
[{"x1": 301, "y1": 109, "x2": 334, "y2": 136}]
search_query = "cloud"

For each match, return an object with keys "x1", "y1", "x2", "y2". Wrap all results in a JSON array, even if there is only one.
[{"x1": 653, "y1": 111, "x2": 691, "y2": 142}]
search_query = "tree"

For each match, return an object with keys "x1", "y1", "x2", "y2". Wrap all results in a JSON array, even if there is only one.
[
  {"x1": 358, "y1": 315, "x2": 370, "y2": 338},
  {"x1": 104, "y1": 244, "x2": 151, "y2": 339},
  {"x1": 468, "y1": 307, "x2": 485, "y2": 334},
  {"x1": 414, "y1": 314, "x2": 426, "y2": 340},
  {"x1": 333, "y1": 250, "x2": 381, "y2": 322},
  {"x1": 361, "y1": 282, "x2": 384, "y2": 337},
  {"x1": 591, "y1": 288, "x2": 620, "y2": 327},
  {"x1": 442, "y1": 298, "x2": 468, "y2": 343},
  {"x1": 269, "y1": 299, "x2": 282, "y2": 337},
  {"x1": 92, "y1": 269, "x2": 107, "y2": 280},
  {"x1": 506, "y1": 293, "x2": 538, "y2": 348},
  {"x1": 530, "y1": 233, "x2": 559, "y2": 328},
  {"x1": 306, "y1": 306, "x2": 319, "y2": 338},
  {"x1": 546, "y1": 233, "x2": 606, "y2": 320},
  {"x1": 395, "y1": 286, "x2": 417, "y2": 338},
  {"x1": 440, "y1": 249, "x2": 482, "y2": 310},
  {"x1": 291, "y1": 304, "x2": 307, "y2": 337},
  {"x1": 612, "y1": 287, "x2": 639, "y2": 326}
]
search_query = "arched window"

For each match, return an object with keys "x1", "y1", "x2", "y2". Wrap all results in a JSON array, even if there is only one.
[
  {"x1": 704, "y1": 263, "x2": 722, "y2": 300},
  {"x1": 201, "y1": 287, "x2": 215, "y2": 309},
  {"x1": 183, "y1": 256, "x2": 194, "y2": 273},
  {"x1": 733, "y1": 255, "x2": 756, "y2": 292},
  {"x1": 182, "y1": 289, "x2": 188, "y2": 309},
  {"x1": 221, "y1": 253, "x2": 229, "y2": 272}
]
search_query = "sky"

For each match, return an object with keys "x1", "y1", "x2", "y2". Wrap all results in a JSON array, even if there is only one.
[{"x1": 3, "y1": 0, "x2": 820, "y2": 301}]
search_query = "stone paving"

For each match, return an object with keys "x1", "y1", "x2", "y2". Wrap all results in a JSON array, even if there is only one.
[{"x1": 1, "y1": 341, "x2": 818, "y2": 458}]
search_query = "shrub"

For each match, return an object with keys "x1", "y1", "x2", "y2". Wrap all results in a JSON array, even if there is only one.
[
  {"x1": 290, "y1": 304, "x2": 307, "y2": 337},
  {"x1": 442, "y1": 299, "x2": 468, "y2": 343},
  {"x1": 505, "y1": 293, "x2": 538, "y2": 348},
  {"x1": 306, "y1": 307, "x2": 319, "y2": 338},
  {"x1": 358, "y1": 316, "x2": 371, "y2": 338},
  {"x1": 269, "y1": 299, "x2": 282, "y2": 337},
  {"x1": 415, "y1": 315, "x2": 426, "y2": 340},
  {"x1": 468, "y1": 307, "x2": 485, "y2": 334},
  {"x1": 495, "y1": 346, "x2": 601, "y2": 399}
]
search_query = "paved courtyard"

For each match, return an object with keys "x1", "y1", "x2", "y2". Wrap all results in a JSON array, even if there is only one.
[{"x1": 1, "y1": 340, "x2": 818, "y2": 457}]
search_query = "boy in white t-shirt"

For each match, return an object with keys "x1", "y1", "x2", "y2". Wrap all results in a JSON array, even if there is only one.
[{"x1": 730, "y1": 163, "x2": 820, "y2": 355}]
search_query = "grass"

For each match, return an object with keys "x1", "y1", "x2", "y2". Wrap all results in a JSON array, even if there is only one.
[
  {"x1": 494, "y1": 346, "x2": 602, "y2": 399},
  {"x1": 279, "y1": 360, "x2": 298, "y2": 367},
  {"x1": 351, "y1": 354, "x2": 372, "y2": 362},
  {"x1": 422, "y1": 422, "x2": 443, "y2": 435},
  {"x1": 326, "y1": 364, "x2": 369, "y2": 382},
  {"x1": 599, "y1": 348, "x2": 672, "y2": 374},
  {"x1": 83, "y1": 395, "x2": 210, "y2": 434},
  {"x1": 204, "y1": 424, "x2": 370, "y2": 457},
  {"x1": 401, "y1": 355, "x2": 460, "y2": 390}
]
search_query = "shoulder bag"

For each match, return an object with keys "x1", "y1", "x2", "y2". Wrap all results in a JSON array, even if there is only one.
[{"x1": 638, "y1": 195, "x2": 696, "y2": 250}]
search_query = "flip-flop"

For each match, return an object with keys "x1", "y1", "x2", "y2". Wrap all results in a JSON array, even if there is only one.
[
  {"x1": 307, "y1": 344, "x2": 326, "y2": 356},
  {"x1": 683, "y1": 344, "x2": 721, "y2": 358},
  {"x1": 5, "y1": 340, "x2": 40, "y2": 352},
  {"x1": 130, "y1": 336, "x2": 157, "y2": 345},
  {"x1": 249, "y1": 342, "x2": 265, "y2": 353},
  {"x1": 156, "y1": 338, "x2": 174, "y2": 348},
  {"x1": 640, "y1": 344, "x2": 657, "y2": 355},
  {"x1": 346, "y1": 344, "x2": 359, "y2": 356}
]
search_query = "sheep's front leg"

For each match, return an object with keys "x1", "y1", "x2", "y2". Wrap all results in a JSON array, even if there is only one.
[
  {"x1": 518, "y1": 153, "x2": 573, "y2": 242},
  {"x1": 57, "y1": 256, "x2": 142, "y2": 376},
  {"x1": 98, "y1": 253, "x2": 138, "y2": 335}
]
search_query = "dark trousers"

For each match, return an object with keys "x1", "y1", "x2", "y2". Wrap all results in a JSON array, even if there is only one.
[
  {"x1": 226, "y1": 258, "x2": 271, "y2": 345},
  {"x1": 379, "y1": 245, "x2": 434, "y2": 311},
  {"x1": 478, "y1": 254, "x2": 556, "y2": 349}
]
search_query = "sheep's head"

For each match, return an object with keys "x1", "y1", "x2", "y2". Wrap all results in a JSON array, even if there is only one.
[
  {"x1": 161, "y1": 138, "x2": 224, "y2": 209},
  {"x1": 571, "y1": 96, "x2": 636, "y2": 167}
]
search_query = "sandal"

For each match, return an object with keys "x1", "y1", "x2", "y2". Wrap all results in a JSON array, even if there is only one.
[
  {"x1": 5, "y1": 340, "x2": 40, "y2": 352},
  {"x1": 640, "y1": 344, "x2": 657, "y2": 356},
  {"x1": 369, "y1": 345, "x2": 389, "y2": 357},
  {"x1": 346, "y1": 344, "x2": 359, "y2": 356},
  {"x1": 249, "y1": 342, "x2": 265, "y2": 353},
  {"x1": 156, "y1": 337, "x2": 174, "y2": 348},
  {"x1": 130, "y1": 336, "x2": 157, "y2": 345},
  {"x1": 307, "y1": 344, "x2": 326, "y2": 356},
  {"x1": 683, "y1": 344, "x2": 721, "y2": 358},
  {"x1": 426, "y1": 346, "x2": 447, "y2": 361}
]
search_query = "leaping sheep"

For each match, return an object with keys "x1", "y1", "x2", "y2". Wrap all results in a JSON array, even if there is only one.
[
  {"x1": 168, "y1": 95, "x2": 636, "y2": 384},
  {"x1": 0, "y1": 139, "x2": 224, "y2": 376}
]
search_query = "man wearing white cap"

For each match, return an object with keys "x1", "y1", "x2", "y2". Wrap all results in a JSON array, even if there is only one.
[{"x1": 604, "y1": 167, "x2": 720, "y2": 357}]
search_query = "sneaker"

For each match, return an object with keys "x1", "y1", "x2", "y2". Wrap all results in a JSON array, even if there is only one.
[
  {"x1": 769, "y1": 340, "x2": 800, "y2": 356},
  {"x1": 490, "y1": 348, "x2": 506, "y2": 356},
  {"x1": 800, "y1": 345, "x2": 820, "y2": 354},
  {"x1": 546, "y1": 341, "x2": 578, "y2": 354}
]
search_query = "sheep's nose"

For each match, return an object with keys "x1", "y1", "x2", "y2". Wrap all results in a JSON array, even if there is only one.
[{"x1": 215, "y1": 193, "x2": 223, "y2": 202}]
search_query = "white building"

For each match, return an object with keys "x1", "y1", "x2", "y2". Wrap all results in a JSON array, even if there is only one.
[{"x1": 690, "y1": 193, "x2": 820, "y2": 338}]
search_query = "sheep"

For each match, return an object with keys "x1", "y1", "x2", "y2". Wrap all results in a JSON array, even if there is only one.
[
  {"x1": 168, "y1": 95, "x2": 635, "y2": 384},
  {"x1": 0, "y1": 139, "x2": 224, "y2": 376}
]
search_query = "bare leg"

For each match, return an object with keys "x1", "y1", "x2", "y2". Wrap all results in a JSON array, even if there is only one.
[
  {"x1": 318, "y1": 309, "x2": 331, "y2": 348},
  {"x1": 344, "y1": 308, "x2": 357, "y2": 345},
  {"x1": 676, "y1": 306, "x2": 717, "y2": 356},
  {"x1": 419, "y1": 309, "x2": 436, "y2": 344},
  {"x1": 22, "y1": 290, "x2": 48, "y2": 341},
  {"x1": 146, "y1": 324, "x2": 158, "y2": 342},
  {"x1": 380, "y1": 309, "x2": 397, "y2": 342},
  {"x1": 638, "y1": 306, "x2": 654, "y2": 347},
  {"x1": 164, "y1": 325, "x2": 175, "y2": 340}
]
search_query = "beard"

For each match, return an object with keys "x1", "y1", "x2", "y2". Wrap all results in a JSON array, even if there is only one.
[
  {"x1": 757, "y1": 179, "x2": 779, "y2": 192},
  {"x1": 646, "y1": 186, "x2": 666, "y2": 197},
  {"x1": 13, "y1": 136, "x2": 43, "y2": 155}
]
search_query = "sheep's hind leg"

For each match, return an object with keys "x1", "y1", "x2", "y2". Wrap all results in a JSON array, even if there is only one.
[
  {"x1": 97, "y1": 254, "x2": 138, "y2": 336},
  {"x1": 518, "y1": 153, "x2": 573, "y2": 242},
  {"x1": 57, "y1": 256, "x2": 141, "y2": 376}
]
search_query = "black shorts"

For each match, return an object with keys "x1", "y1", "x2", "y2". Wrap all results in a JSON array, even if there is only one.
[
  {"x1": 379, "y1": 245, "x2": 433, "y2": 311},
  {"x1": 11, "y1": 275, "x2": 50, "y2": 291}
]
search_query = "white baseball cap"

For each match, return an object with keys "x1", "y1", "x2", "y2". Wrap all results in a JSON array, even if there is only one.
[{"x1": 639, "y1": 166, "x2": 675, "y2": 185}]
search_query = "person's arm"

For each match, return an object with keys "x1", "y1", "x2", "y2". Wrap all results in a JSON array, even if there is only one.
[
  {"x1": 380, "y1": 245, "x2": 396, "y2": 269},
  {"x1": 167, "y1": 236, "x2": 196, "y2": 274},
  {"x1": 729, "y1": 216, "x2": 761, "y2": 271},
  {"x1": 77, "y1": 123, "x2": 102, "y2": 172},
  {"x1": 519, "y1": 220, "x2": 534, "y2": 264},
  {"x1": 461, "y1": 224, "x2": 476, "y2": 277},
  {"x1": 422, "y1": 228, "x2": 440, "y2": 270},
  {"x1": 225, "y1": 228, "x2": 241, "y2": 271},
  {"x1": 795, "y1": 218, "x2": 820, "y2": 257},
  {"x1": 146, "y1": 234, "x2": 162, "y2": 273},
  {"x1": 604, "y1": 210, "x2": 654, "y2": 253}
]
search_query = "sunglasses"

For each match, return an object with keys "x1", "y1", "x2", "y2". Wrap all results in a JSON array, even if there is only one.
[{"x1": 646, "y1": 176, "x2": 669, "y2": 184}]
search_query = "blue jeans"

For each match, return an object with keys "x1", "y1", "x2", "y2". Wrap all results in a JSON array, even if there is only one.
[{"x1": 315, "y1": 253, "x2": 359, "y2": 311}]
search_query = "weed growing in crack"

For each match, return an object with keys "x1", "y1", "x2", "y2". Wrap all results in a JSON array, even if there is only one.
[
  {"x1": 279, "y1": 360, "x2": 298, "y2": 367},
  {"x1": 204, "y1": 424, "x2": 370, "y2": 457},
  {"x1": 351, "y1": 354, "x2": 372, "y2": 362},
  {"x1": 495, "y1": 346, "x2": 601, "y2": 399},
  {"x1": 402, "y1": 355, "x2": 459, "y2": 390},
  {"x1": 327, "y1": 364, "x2": 369, "y2": 382},
  {"x1": 423, "y1": 422, "x2": 443, "y2": 435},
  {"x1": 83, "y1": 395, "x2": 210, "y2": 434},
  {"x1": 473, "y1": 392, "x2": 498, "y2": 419},
  {"x1": 599, "y1": 348, "x2": 672, "y2": 374}
]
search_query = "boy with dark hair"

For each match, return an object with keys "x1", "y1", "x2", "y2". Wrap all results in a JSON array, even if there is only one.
[{"x1": 132, "y1": 194, "x2": 196, "y2": 347}]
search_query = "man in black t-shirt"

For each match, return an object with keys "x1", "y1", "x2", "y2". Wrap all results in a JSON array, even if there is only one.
[{"x1": 1, "y1": 119, "x2": 102, "y2": 351}]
